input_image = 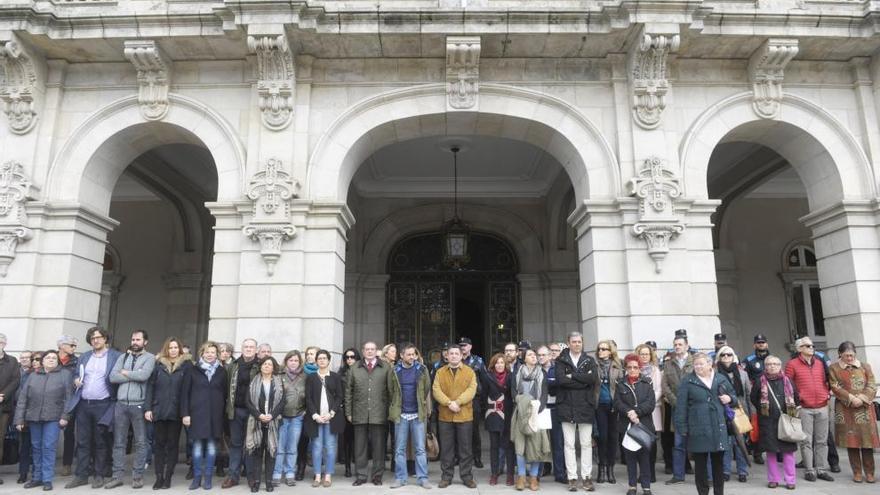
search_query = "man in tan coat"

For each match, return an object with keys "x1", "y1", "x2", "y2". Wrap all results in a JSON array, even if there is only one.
[{"x1": 432, "y1": 346, "x2": 477, "y2": 489}]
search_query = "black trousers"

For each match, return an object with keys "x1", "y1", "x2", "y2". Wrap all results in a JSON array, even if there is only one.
[
  {"x1": 488, "y1": 430, "x2": 514, "y2": 477},
  {"x1": 353, "y1": 424, "x2": 386, "y2": 481},
  {"x1": 153, "y1": 420, "x2": 183, "y2": 478},
  {"x1": 693, "y1": 451, "x2": 724, "y2": 495},
  {"x1": 439, "y1": 421, "x2": 473, "y2": 482},
  {"x1": 661, "y1": 404, "x2": 674, "y2": 468},
  {"x1": 595, "y1": 404, "x2": 617, "y2": 465},
  {"x1": 471, "y1": 403, "x2": 482, "y2": 463},
  {"x1": 624, "y1": 447, "x2": 651, "y2": 489},
  {"x1": 19, "y1": 428, "x2": 31, "y2": 479},
  {"x1": 339, "y1": 421, "x2": 354, "y2": 472},
  {"x1": 74, "y1": 399, "x2": 113, "y2": 480},
  {"x1": 63, "y1": 415, "x2": 76, "y2": 466},
  {"x1": 247, "y1": 429, "x2": 274, "y2": 485}
]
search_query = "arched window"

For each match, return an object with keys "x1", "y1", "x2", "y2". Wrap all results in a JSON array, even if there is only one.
[{"x1": 780, "y1": 241, "x2": 824, "y2": 344}]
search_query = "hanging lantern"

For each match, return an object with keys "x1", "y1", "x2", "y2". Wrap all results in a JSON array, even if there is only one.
[{"x1": 442, "y1": 145, "x2": 470, "y2": 268}]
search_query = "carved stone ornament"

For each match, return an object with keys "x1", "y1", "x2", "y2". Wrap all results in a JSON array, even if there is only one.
[
  {"x1": 248, "y1": 35, "x2": 295, "y2": 131},
  {"x1": 446, "y1": 36, "x2": 481, "y2": 111},
  {"x1": 242, "y1": 158, "x2": 301, "y2": 276},
  {"x1": 124, "y1": 40, "x2": 173, "y2": 121},
  {"x1": 748, "y1": 39, "x2": 798, "y2": 119},
  {"x1": 0, "y1": 37, "x2": 39, "y2": 134},
  {"x1": 629, "y1": 30, "x2": 680, "y2": 130},
  {"x1": 628, "y1": 157, "x2": 685, "y2": 273},
  {"x1": 0, "y1": 161, "x2": 34, "y2": 277}
]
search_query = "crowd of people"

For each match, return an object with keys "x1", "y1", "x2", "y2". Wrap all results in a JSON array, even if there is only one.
[{"x1": 0, "y1": 327, "x2": 877, "y2": 495}]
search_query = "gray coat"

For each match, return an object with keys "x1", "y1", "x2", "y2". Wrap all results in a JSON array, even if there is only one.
[
  {"x1": 14, "y1": 367, "x2": 74, "y2": 424},
  {"x1": 109, "y1": 351, "x2": 156, "y2": 405}
]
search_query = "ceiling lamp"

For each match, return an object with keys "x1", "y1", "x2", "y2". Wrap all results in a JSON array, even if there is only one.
[{"x1": 442, "y1": 145, "x2": 470, "y2": 268}]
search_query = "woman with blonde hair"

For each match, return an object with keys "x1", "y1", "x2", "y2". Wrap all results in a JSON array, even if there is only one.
[
  {"x1": 594, "y1": 340, "x2": 622, "y2": 484},
  {"x1": 714, "y1": 346, "x2": 752, "y2": 482},
  {"x1": 147, "y1": 337, "x2": 193, "y2": 489},
  {"x1": 181, "y1": 341, "x2": 228, "y2": 490},
  {"x1": 634, "y1": 343, "x2": 662, "y2": 482},
  {"x1": 381, "y1": 343, "x2": 398, "y2": 365}
]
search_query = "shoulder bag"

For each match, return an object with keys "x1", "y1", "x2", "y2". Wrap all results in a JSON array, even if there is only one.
[
  {"x1": 623, "y1": 383, "x2": 656, "y2": 450},
  {"x1": 768, "y1": 382, "x2": 807, "y2": 443}
]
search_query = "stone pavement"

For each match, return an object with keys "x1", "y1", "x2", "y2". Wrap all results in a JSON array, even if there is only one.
[{"x1": 0, "y1": 458, "x2": 876, "y2": 495}]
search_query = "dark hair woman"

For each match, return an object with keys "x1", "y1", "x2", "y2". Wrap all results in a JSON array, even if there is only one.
[
  {"x1": 482, "y1": 352, "x2": 514, "y2": 486},
  {"x1": 181, "y1": 341, "x2": 228, "y2": 490},
  {"x1": 615, "y1": 353, "x2": 656, "y2": 495},
  {"x1": 305, "y1": 350, "x2": 345, "y2": 488},
  {"x1": 828, "y1": 341, "x2": 879, "y2": 483},
  {"x1": 14, "y1": 350, "x2": 74, "y2": 491},
  {"x1": 272, "y1": 350, "x2": 306, "y2": 486},
  {"x1": 146, "y1": 337, "x2": 193, "y2": 489},
  {"x1": 245, "y1": 356, "x2": 284, "y2": 493},
  {"x1": 337, "y1": 347, "x2": 360, "y2": 477}
]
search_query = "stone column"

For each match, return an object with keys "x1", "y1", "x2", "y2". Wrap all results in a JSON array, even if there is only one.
[
  {"x1": 802, "y1": 200, "x2": 880, "y2": 366},
  {"x1": 161, "y1": 272, "x2": 206, "y2": 347},
  {"x1": 343, "y1": 273, "x2": 389, "y2": 348},
  {"x1": 0, "y1": 203, "x2": 117, "y2": 350}
]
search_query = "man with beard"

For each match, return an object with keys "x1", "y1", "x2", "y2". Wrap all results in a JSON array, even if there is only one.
[{"x1": 105, "y1": 330, "x2": 156, "y2": 489}]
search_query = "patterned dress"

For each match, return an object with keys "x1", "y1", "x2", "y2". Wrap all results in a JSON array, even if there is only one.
[{"x1": 828, "y1": 361, "x2": 880, "y2": 449}]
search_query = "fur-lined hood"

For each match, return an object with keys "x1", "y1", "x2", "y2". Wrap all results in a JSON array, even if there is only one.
[{"x1": 157, "y1": 354, "x2": 189, "y2": 374}]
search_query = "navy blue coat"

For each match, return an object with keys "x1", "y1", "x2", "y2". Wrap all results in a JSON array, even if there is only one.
[
  {"x1": 180, "y1": 363, "x2": 227, "y2": 440},
  {"x1": 673, "y1": 372, "x2": 738, "y2": 453}
]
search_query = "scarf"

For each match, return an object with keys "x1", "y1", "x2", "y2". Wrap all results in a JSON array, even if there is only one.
[
  {"x1": 759, "y1": 373, "x2": 796, "y2": 417},
  {"x1": 286, "y1": 366, "x2": 303, "y2": 381},
  {"x1": 304, "y1": 363, "x2": 318, "y2": 375},
  {"x1": 516, "y1": 364, "x2": 543, "y2": 401},
  {"x1": 718, "y1": 362, "x2": 744, "y2": 398},
  {"x1": 640, "y1": 363, "x2": 653, "y2": 379},
  {"x1": 245, "y1": 374, "x2": 283, "y2": 456},
  {"x1": 199, "y1": 359, "x2": 220, "y2": 381},
  {"x1": 839, "y1": 358, "x2": 862, "y2": 369},
  {"x1": 627, "y1": 374, "x2": 639, "y2": 385},
  {"x1": 493, "y1": 369, "x2": 508, "y2": 388},
  {"x1": 598, "y1": 358, "x2": 612, "y2": 380}
]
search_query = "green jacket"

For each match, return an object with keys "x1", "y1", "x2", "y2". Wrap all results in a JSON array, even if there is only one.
[
  {"x1": 344, "y1": 358, "x2": 392, "y2": 425},
  {"x1": 225, "y1": 357, "x2": 259, "y2": 420},
  {"x1": 389, "y1": 361, "x2": 432, "y2": 423},
  {"x1": 280, "y1": 372, "x2": 307, "y2": 418},
  {"x1": 510, "y1": 394, "x2": 551, "y2": 463}
]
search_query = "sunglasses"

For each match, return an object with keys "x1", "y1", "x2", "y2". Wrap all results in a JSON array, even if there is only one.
[
  {"x1": 720, "y1": 353, "x2": 733, "y2": 357},
  {"x1": 801, "y1": 344, "x2": 814, "y2": 348},
  {"x1": 598, "y1": 347, "x2": 610, "y2": 351},
  {"x1": 345, "y1": 355, "x2": 356, "y2": 359}
]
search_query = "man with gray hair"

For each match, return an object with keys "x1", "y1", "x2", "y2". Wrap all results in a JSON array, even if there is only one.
[
  {"x1": 0, "y1": 333, "x2": 21, "y2": 485},
  {"x1": 57, "y1": 334, "x2": 79, "y2": 477},
  {"x1": 346, "y1": 340, "x2": 392, "y2": 486},
  {"x1": 221, "y1": 338, "x2": 259, "y2": 488},
  {"x1": 257, "y1": 343, "x2": 273, "y2": 359}
]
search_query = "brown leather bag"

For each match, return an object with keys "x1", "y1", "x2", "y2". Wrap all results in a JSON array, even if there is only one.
[{"x1": 426, "y1": 423, "x2": 440, "y2": 461}]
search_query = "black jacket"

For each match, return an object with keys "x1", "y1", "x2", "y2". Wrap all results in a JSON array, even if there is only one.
[
  {"x1": 0, "y1": 353, "x2": 21, "y2": 414},
  {"x1": 180, "y1": 363, "x2": 228, "y2": 440},
  {"x1": 480, "y1": 370, "x2": 513, "y2": 434},
  {"x1": 750, "y1": 375, "x2": 800, "y2": 453},
  {"x1": 554, "y1": 348, "x2": 598, "y2": 423},
  {"x1": 304, "y1": 371, "x2": 345, "y2": 438},
  {"x1": 614, "y1": 376, "x2": 656, "y2": 434},
  {"x1": 146, "y1": 358, "x2": 192, "y2": 421}
]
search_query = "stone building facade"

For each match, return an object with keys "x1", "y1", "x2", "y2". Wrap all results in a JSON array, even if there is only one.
[{"x1": 1, "y1": 0, "x2": 878, "y2": 364}]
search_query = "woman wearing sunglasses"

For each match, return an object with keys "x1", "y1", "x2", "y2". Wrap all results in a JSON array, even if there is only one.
[
  {"x1": 337, "y1": 348, "x2": 361, "y2": 478},
  {"x1": 714, "y1": 346, "x2": 751, "y2": 483}
]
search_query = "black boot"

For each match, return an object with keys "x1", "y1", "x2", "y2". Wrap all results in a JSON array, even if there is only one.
[
  {"x1": 152, "y1": 475, "x2": 164, "y2": 490},
  {"x1": 597, "y1": 465, "x2": 607, "y2": 484},
  {"x1": 607, "y1": 465, "x2": 616, "y2": 484}
]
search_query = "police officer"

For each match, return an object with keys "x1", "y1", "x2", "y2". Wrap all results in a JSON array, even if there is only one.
[{"x1": 742, "y1": 334, "x2": 770, "y2": 384}]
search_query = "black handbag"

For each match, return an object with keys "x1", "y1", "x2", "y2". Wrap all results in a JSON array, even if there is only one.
[{"x1": 625, "y1": 422, "x2": 655, "y2": 450}]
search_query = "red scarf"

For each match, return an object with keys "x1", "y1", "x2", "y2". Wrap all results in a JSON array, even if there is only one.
[
  {"x1": 493, "y1": 369, "x2": 508, "y2": 387},
  {"x1": 627, "y1": 374, "x2": 639, "y2": 385}
]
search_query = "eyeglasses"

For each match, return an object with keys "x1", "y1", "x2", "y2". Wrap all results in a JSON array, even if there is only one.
[
  {"x1": 800, "y1": 344, "x2": 814, "y2": 349},
  {"x1": 720, "y1": 353, "x2": 733, "y2": 357}
]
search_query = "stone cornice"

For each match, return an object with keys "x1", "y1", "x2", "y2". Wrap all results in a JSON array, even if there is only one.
[{"x1": 799, "y1": 199, "x2": 880, "y2": 235}]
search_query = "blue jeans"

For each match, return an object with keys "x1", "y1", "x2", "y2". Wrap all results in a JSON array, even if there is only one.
[
  {"x1": 311, "y1": 424, "x2": 337, "y2": 476},
  {"x1": 516, "y1": 455, "x2": 541, "y2": 477},
  {"x1": 29, "y1": 421, "x2": 61, "y2": 483},
  {"x1": 192, "y1": 439, "x2": 217, "y2": 477},
  {"x1": 273, "y1": 416, "x2": 304, "y2": 480},
  {"x1": 722, "y1": 436, "x2": 748, "y2": 477},
  {"x1": 673, "y1": 431, "x2": 687, "y2": 480},
  {"x1": 394, "y1": 417, "x2": 428, "y2": 483}
]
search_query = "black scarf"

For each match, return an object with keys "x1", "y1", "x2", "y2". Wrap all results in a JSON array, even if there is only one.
[{"x1": 718, "y1": 362, "x2": 744, "y2": 397}]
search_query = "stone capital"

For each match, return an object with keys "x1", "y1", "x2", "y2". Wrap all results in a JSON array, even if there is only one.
[
  {"x1": 748, "y1": 39, "x2": 798, "y2": 119},
  {"x1": 0, "y1": 33, "x2": 45, "y2": 135},
  {"x1": 628, "y1": 157, "x2": 686, "y2": 273},
  {"x1": 0, "y1": 161, "x2": 34, "y2": 277},
  {"x1": 446, "y1": 36, "x2": 481, "y2": 111},
  {"x1": 242, "y1": 158, "x2": 301, "y2": 276},
  {"x1": 628, "y1": 25, "x2": 679, "y2": 130},
  {"x1": 124, "y1": 40, "x2": 173, "y2": 121},
  {"x1": 248, "y1": 34, "x2": 295, "y2": 131}
]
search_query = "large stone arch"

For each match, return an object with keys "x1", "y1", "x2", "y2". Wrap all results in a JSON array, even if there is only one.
[
  {"x1": 307, "y1": 83, "x2": 620, "y2": 203},
  {"x1": 679, "y1": 92, "x2": 876, "y2": 210},
  {"x1": 354, "y1": 203, "x2": 547, "y2": 274},
  {"x1": 46, "y1": 94, "x2": 246, "y2": 213}
]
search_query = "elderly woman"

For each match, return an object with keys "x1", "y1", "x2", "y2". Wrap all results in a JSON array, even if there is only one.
[
  {"x1": 615, "y1": 353, "x2": 656, "y2": 495},
  {"x1": 593, "y1": 340, "x2": 622, "y2": 484},
  {"x1": 828, "y1": 341, "x2": 879, "y2": 483},
  {"x1": 14, "y1": 350, "x2": 73, "y2": 491},
  {"x1": 750, "y1": 355, "x2": 799, "y2": 489},
  {"x1": 674, "y1": 352, "x2": 736, "y2": 495},
  {"x1": 714, "y1": 345, "x2": 752, "y2": 483},
  {"x1": 246, "y1": 356, "x2": 284, "y2": 493},
  {"x1": 634, "y1": 343, "x2": 662, "y2": 483}
]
